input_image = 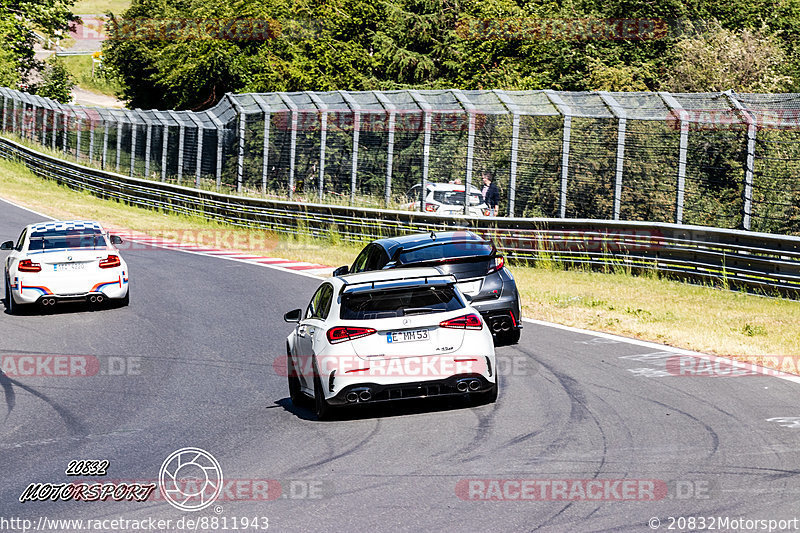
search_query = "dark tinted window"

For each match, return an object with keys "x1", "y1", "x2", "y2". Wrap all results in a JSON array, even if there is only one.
[
  {"x1": 432, "y1": 191, "x2": 483, "y2": 206},
  {"x1": 398, "y1": 241, "x2": 493, "y2": 264},
  {"x1": 15, "y1": 229, "x2": 26, "y2": 251},
  {"x1": 340, "y1": 286, "x2": 464, "y2": 320},
  {"x1": 351, "y1": 246, "x2": 372, "y2": 273},
  {"x1": 306, "y1": 283, "x2": 333, "y2": 320},
  {"x1": 28, "y1": 229, "x2": 106, "y2": 251}
]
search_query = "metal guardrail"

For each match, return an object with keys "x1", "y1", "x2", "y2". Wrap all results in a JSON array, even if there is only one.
[{"x1": 1, "y1": 136, "x2": 799, "y2": 295}]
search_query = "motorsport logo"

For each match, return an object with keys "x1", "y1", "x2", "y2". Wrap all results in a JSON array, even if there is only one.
[{"x1": 159, "y1": 447, "x2": 223, "y2": 511}]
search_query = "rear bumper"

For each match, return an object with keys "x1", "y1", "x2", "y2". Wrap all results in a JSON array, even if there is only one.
[
  {"x1": 328, "y1": 374, "x2": 496, "y2": 406},
  {"x1": 11, "y1": 273, "x2": 128, "y2": 304}
]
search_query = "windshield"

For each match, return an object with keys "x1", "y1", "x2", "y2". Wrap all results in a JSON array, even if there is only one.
[
  {"x1": 432, "y1": 190, "x2": 484, "y2": 206},
  {"x1": 340, "y1": 285, "x2": 464, "y2": 320},
  {"x1": 398, "y1": 241, "x2": 493, "y2": 264},
  {"x1": 28, "y1": 229, "x2": 107, "y2": 251}
]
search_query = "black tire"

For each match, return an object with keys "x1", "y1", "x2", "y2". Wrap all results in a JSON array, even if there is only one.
[
  {"x1": 5, "y1": 275, "x2": 18, "y2": 315},
  {"x1": 506, "y1": 328, "x2": 521, "y2": 345},
  {"x1": 477, "y1": 384, "x2": 498, "y2": 405},
  {"x1": 287, "y1": 353, "x2": 310, "y2": 407},
  {"x1": 313, "y1": 372, "x2": 332, "y2": 421}
]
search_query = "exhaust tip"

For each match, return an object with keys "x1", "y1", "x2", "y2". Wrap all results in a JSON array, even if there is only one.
[
  {"x1": 95, "y1": 295, "x2": 104, "y2": 304},
  {"x1": 468, "y1": 380, "x2": 481, "y2": 391},
  {"x1": 89, "y1": 295, "x2": 96, "y2": 303},
  {"x1": 345, "y1": 392, "x2": 359, "y2": 403},
  {"x1": 456, "y1": 381, "x2": 468, "y2": 392},
  {"x1": 359, "y1": 390, "x2": 372, "y2": 402}
]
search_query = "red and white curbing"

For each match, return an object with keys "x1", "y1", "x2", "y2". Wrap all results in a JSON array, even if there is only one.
[{"x1": 106, "y1": 227, "x2": 334, "y2": 277}]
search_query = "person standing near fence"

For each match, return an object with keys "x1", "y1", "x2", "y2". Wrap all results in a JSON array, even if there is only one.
[{"x1": 481, "y1": 172, "x2": 499, "y2": 216}]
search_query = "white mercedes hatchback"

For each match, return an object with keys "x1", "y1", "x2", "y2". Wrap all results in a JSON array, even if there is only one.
[
  {"x1": 2, "y1": 220, "x2": 129, "y2": 313},
  {"x1": 283, "y1": 267, "x2": 497, "y2": 419}
]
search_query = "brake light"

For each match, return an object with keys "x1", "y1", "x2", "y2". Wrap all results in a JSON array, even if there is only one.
[
  {"x1": 424, "y1": 203, "x2": 439, "y2": 212},
  {"x1": 488, "y1": 256, "x2": 504, "y2": 273},
  {"x1": 327, "y1": 326, "x2": 377, "y2": 344},
  {"x1": 18, "y1": 259, "x2": 41, "y2": 272},
  {"x1": 99, "y1": 255, "x2": 121, "y2": 269},
  {"x1": 439, "y1": 313, "x2": 483, "y2": 330}
]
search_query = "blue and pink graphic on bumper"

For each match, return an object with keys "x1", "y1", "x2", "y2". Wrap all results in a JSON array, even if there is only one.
[{"x1": 91, "y1": 273, "x2": 128, "y2": 293}]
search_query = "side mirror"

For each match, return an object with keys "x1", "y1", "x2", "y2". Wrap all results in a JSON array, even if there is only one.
[
  {"x1": 0, "y1": 240, "x2": 13, "y2": 250},
  {"x1": 333, "y1": 265, "x2": 349, "y2": 276},
  {"x1": 110, "y1": 235, "x2": 123, "y2": 245},
  {"x1": 284, "y1": 309, "x2": 302, "y2": 323}
]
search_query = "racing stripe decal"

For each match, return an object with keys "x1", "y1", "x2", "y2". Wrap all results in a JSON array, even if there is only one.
[{"x1": 20, "y1": 285, "x2": 53, "y2": 295}]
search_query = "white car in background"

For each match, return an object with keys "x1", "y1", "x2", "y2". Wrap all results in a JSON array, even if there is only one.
[
  {"x1": 283, "y1": 267, "x2": 497, "y2": 420},
  {"x1": 405, "y1": 182, "x2": 493, "y2": 217},
  {"x1": 2, "y1": 220, "x2": 129, "y2": 314}
]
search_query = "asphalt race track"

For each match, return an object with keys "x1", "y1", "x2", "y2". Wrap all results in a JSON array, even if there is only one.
[{"x1": 1, "y1": 197, "x2": 799, "y2": 532}]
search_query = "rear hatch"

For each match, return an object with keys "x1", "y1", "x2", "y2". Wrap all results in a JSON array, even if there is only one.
[
  {"x1": 395, "y1": 241, "x2": 498, "y2": 294},
  {"x1": 27, "y1": 249, "x2": 112, "y2": 294},
  {"x1": 340, "y1": 281, "x2": 469, "y2": 360}
]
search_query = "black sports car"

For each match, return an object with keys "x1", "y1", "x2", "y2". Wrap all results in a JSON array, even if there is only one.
[{"x1": 333, "y1": 231, "x2": 521, "y2": 345}]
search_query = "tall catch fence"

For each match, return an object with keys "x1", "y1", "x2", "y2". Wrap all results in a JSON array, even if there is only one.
[{"x1": 1, "y1": 87, "x2": 799, "y2": 235}]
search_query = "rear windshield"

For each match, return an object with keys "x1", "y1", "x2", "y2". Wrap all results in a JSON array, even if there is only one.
[
  {"x1": 398, "y1": 241, "x2": 493, "y2": 263},
  {"x1": 341, "y1": 286, "x2": 464, "y2": 320},
  {"x1": 432, "y1": 191, "x2": 483, "y2": 206},
  {"x1": 28, "y1": 229, "x2": 106, "y2": 251}
]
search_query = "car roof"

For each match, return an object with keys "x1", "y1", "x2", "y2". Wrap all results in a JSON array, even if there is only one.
[
  {"x1": 369, "y1": 231, "x2": 487, "y2": 258},
  {"x1": 412, "y1": 182, "x2": 482, "y2": 192},
  {"x1": 27, "y1": 220, "x2": 105, "y2": 234},
  {"x1": 338, "y1": 266, "x2": 450, "y2": 286}
]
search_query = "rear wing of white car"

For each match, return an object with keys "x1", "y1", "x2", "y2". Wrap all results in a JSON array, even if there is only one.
[{"x1": 341, "y1": 273, "x2": 458, "y2": 295}]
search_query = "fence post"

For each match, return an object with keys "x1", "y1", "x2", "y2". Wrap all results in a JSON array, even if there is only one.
[
  {"x1": 157, "y1": 113, "x2": 169, "y2": 181},
  {"x1": 278, "y1": 93, "x2": 298, "y2": 199},
  {"x1": 340, "y1": 91, "x2": 362, "y2": 205},
  {"x1": 62, "y1": 106, "x2": 68, "y2": 155},
  {"x1": 207, "y1": 111, "x2": 225, "y2": 190},
  {"x1": 168, "y1": 111, "x2": 184, "y2": 184},
  {"x1": 725, "y1": 90, "x2": 756, "y2": 230},
  {"x1": 494, "y1": 90, "x2": 520, "y2": 217},
  {"x1": 374, "y1": 91, "x2": 396, "y2": 207},
  {"x1": 88, "y1": 111, "x2": 95, "y2": 164},
  {"x1": 545, "y1": 90, "x2": 572, "y2": 218},
  {"x1": 658, "y1": 92, "x2": 688, "y2": 224},
  {"x1": 453, "y1": 89, "x2": 477, "y2": 216},
  {"x1": 307, "y1": 92, "x2": 328, "y2": 200},
  {"x1": 186, "y1": 112, "x2": 204, "y2": 189},
  {"x1": 252, "y1": 94, "x2": 272, "y2": 195},
  {"x1": 128, "y1": 110, "x2": 139, "y2": 177},
  {"x1": 76, "y1": 114, "x2": 82, "y2": 160},
  {"x1": 11, "y1": 96, "x2": 17, "y2": 135},
  {"x1": 599, "y1": 92, "x2": 627, "y2": 220},
  {"x1": 52, "y1": 106, "x2": 58, "y2": 152},
  {"x1": 143, "y1": 114, "x2": 153, "y2": 179},
  {"x1": 409, "y1": 90, "x2": 432, "y2": 212},
  {"x1": 2, "y1": 92, "x2": 7, "y2": 132},
  {"x1": 102, "y1": 115, "x2": 109, "y2": 170},
  {"x1": 115, "y1": 113, "x2": 122, "y2": 171}
]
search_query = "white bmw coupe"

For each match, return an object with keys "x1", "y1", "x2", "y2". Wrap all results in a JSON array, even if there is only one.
[
  {"x1": 283, "y1": 267, "x2": 497, "y2": 419},
  {"x1": 2, "y1": 220, "x2": 129, "y2": 313}
]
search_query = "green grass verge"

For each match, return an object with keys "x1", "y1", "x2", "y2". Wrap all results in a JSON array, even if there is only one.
[
  {"x1": 0, "y1": 155, "x2": 798, "y2": 357},
  {"x1": 60, "y1": 55, "x2": 122, "y2": 99},
  {"x1": 72, "y1": 0, "x2": 129, "y2": 14}
]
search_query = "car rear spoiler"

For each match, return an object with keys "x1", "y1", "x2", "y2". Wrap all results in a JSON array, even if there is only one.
[{"x1": 341, "y1": 273, "x2": 457, "y2": 295}]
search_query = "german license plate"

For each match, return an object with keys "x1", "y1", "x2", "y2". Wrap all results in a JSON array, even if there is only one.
[
  {"x1": 387, "y1": 329, "x2": 429, "y2": 343},
  {"x1": 55, "y1": 263, "x2": 87, "y2": 272}
]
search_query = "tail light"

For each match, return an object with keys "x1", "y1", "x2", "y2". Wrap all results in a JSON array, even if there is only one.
[
  {"x1": 482, "y1": 209, "x2": 492, "y2": 216},
  {"x1": 440, "y1": 313, "x2": 483, "y2": 330},
  {"x1": 18, "y1": 259, "x2": 41, "y2": 272},
  {"x1": 425, "y1": 203, "x2": 439, "y2": 212},
  {"x1": 487, "y1": 256, "x2": 504, "y2": 274},
  {"x1": 327, "y1": 326, "x2": 377, "y2": 344},
  {"x1": 99, "y1": 255, "x2": 121, "y2": 269}
]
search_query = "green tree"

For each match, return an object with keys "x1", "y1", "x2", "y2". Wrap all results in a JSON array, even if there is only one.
[{"x1": 37, "y1": 56, "x2": 75, "y2": 103}]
